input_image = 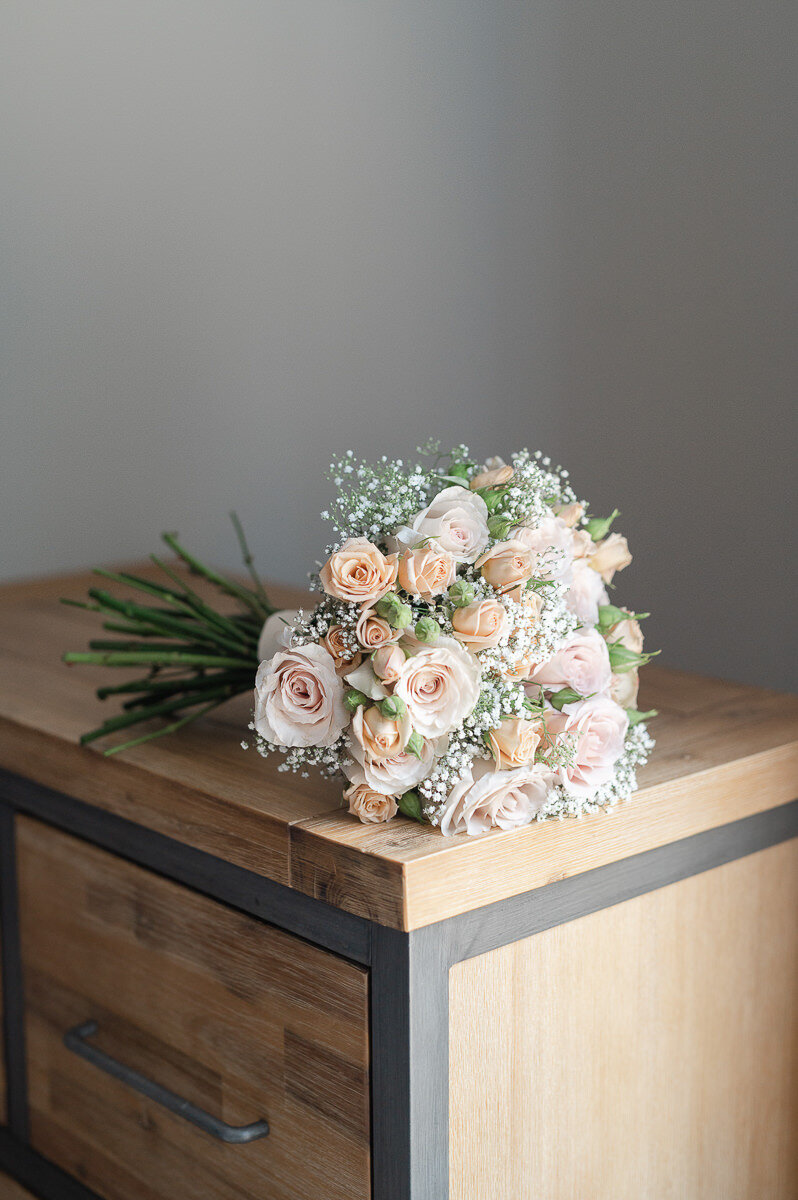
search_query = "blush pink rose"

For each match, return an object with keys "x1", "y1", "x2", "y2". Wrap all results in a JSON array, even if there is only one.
[
  {"x1": 529, "y1": 628, "x2": 612, "y2": 697},
  {"x1": 565, "y1": 558, "x2": 610, "y2": 626},
  {"x1": 254, "y1": 644, "x2": 347, "y2": 747},
  {"x1": 440, "y1": 758, "x2": 554, "y2": 836},
  {"x1": 545, "y1": 695, "x2": 629, "y2": 798},
  {"x1": 344, "y1": 740, "x2": 437, "y2": 796}
]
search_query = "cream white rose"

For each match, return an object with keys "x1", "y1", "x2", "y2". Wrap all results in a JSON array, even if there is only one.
[
  {"x1": 254, "y1": 644, "x2": 347, "y2": 747},
  {"x1": 391, "y1": 486, "x2": 489, "y2": 564},
  {"x1": 564, "y1": 558, "x2": 609, "y2": 626},
  {"x1": 606, "y1": 612, "x2": 644, "y2": 653},
  {"x1": 343, "y1": 780, "x2": 398, "y2": 824},
  {"x1": 394, "y1": 637, "x2": 481, "y2": 737},
  {"x1": 440, "y1": 758, "x2": 554, "y2": 836},
  {"x1": 257, "y1": 609, "x2": 299, "y2": 662},
  {"x1": 544, "y1": 695, "x2": 629, "y2": 798},
  {"x1": 529, "y1": 628, "x2": 612, "y2": 696},
  {"x1": 344, "y1": 738, "x2": 438, "y2": 795},
  {"x1": 611, "y1": 669, "x2": 639, "y2": 708},
  {"x1": 511, "y1": 517, "x2": 575, "y2": 584}
]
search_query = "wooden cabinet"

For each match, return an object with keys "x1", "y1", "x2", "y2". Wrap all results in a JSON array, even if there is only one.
[
  {"x1": 0, "y1": 568, "x2": 796, "y2": 1199},
  {"x1": 16, "y1": 818, "x2": 370, "y2": 1200}
]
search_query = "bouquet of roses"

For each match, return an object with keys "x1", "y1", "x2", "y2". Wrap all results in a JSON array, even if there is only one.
[{"x1": 64, "y1": 444, "x2": 655, "y2": 837}]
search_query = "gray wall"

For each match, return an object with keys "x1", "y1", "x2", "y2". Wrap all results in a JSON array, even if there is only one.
[{"x1": 2, "y1": 1, "x2": 795, "y2": 691}]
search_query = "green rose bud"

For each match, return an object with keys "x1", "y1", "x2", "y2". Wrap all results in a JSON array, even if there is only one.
[
  {"x1": 487, "y1": 514, "x2": 513, "y2": 540},
  {"x1": 584, "y1": 508, "x2": 620, "y2": 542},
  {"x1": 405, "y1": 730, "x2": 424, "y2": 758},
  {"x1": 448, "y1": 580, "x2": 475, "y2": 608},
  {"x1": 344, "y1": 688, "x2": 368, "y2": 713},
  {"x1": 607, "y1": 643, "x2": 660, "y2": 673},
  {"x1": 378, "y1": 695, "x2": 407, "y2": 719},
  {"x1": 414, "y1": 616, "x2": 440, "y2": 644},
  {"x1": 375, "y1": 592, "x2": 413, "y2": 629},
  {"x1": 397, "y1": 789, "x2": 424, "y2": 822}
]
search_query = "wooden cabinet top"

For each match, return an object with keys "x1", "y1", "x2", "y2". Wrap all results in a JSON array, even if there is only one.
[{"x1": 1, "y1": 566, "x2": 796, "y2": 931}]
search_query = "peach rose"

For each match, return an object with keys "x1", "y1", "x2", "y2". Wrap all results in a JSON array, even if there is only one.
[
  {"x1": 391, "y1": 486, "x2": 489, "y2": 564},
  {"x1": 351, "y1": 704, "x2": 410, "y2": 761},
  {"x1": 611, "y1": 669, "x2": 639, "y2": 708},
  {"x1": 589, "y1": 533, "x2": 632, "y2": 583},
  {"x1": 606, "y1": 612, "x2": 643, "y2": 653},
  {"x1": 487, "y1": 717, "x2": 543, "y2": 770},
  {"x1": 395, "y1": 637, "x2": 481, "y2": 737},
  {"x1": 544, "y1": 695, "x2": 629, "y2": 799},
  {"x1": 323, "y1": 624, "x2": 364, "y2": 676},
  {"x1": 476, "y1": 540, "x2": 534, "y2": 595},
  {"x1": 571, "y1": 529, "x2": 594, "y2": 559},
  {"x1": 565, "y1": 559, "x2": 609, "y2": 626},
  {"x1": 372, "y1": 643, "x2": 406, "y2": 685},
  {"x1": 530, "y1": 628, "x2": 612, "y2": 696},
  {"x1": 397, "y1": 546, "x2": 457, "y2": 600},
  {"x1": 344, "y1": 781, "x2": 398, "y2": 824},
  {"x1": 451, "y1": 599, "x2": 509, "y2": 648},
  {"x1": 355, "y1": 606, "x2": 398, "y2": 651},
  {"x1": 254, "y1": 644, "x2": 347, "y2": 748},
  {"x1": 504, "y1": 654, "x2": 539, "y2": 682},
  {"x1": 345, "y1": 739, "x2": 437, "y2": 795},
  {"x1": 320, "y1": 537, "x2": 398, "y2": 604},
  {"x1": 440, "y1": 758, "x2": 554, "y2": 836},
  {"x1": 470, "y1": 463, "x2": 514, "y2": 489},
  {"x1": 555, "y1": 502, "x2": 584, "y2": 528}
]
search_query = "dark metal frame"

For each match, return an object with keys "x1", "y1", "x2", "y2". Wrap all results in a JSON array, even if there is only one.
[{"x1": 0, "y1": 764, "x2": 796, "y2": 1200}]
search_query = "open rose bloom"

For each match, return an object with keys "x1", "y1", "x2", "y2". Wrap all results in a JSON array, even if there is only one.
[{"x1": 251, "y1": 447, "x2": 655, "y2": 835}]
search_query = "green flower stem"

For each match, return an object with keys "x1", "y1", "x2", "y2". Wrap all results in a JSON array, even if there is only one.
[
  {"x1": 161, "y1": 532, "x2": 272, "y2": 620},
  {"x1": 90, "y1": 576, "x2": 257, "y2": 652},
  {"x1": 147, "y1": 557, "x2": 260, "y2": 646},
  {"x1": 80, "y1": 685, "x2": 237, "y2": 745},
  {"x1": 102, "y1": 699, "x2": 224, "y2": 757},
  {"x1": 96, "y1": 670, "x2": 247, "y2": 702},
  {"x1": 229, "y1": 510, "x2": 272, "y2": 616},
  {"x1": 64, "y1": 650, "x2": 254, "y2": 669}
]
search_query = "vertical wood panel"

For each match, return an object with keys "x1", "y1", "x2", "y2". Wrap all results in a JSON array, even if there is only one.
[{"x1": 450, "y1": 839, "x2": 798, "y2": 1200}]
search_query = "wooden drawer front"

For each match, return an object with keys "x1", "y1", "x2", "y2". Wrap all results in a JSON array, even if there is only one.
[
  {"x1": 0, "y1": 927, "x2": 5, "y2": 1125},
  {"x1": 17, "y1": 817, "x2": 370, "y2": 1200}
]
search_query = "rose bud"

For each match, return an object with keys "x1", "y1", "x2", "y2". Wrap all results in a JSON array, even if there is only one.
[
  {"x1": 372, "y1": 643, "x2": 406, "y2": 685},
  {"x1": 378, "y1": 695, "x2": 407, "y2": 720},
  {"x1": 414, "y1": 616, "x2": 440, "y2": 644},
  {"x1": 344, "y1": 688, "x2": 369, "y2": 713},
  {"x1": 448, "y1": 580, "x2": 475, "y2": 608}
]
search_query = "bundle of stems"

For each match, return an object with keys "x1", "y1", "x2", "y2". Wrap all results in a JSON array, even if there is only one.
[{"x1": 62, "y1": 515, "x2": 273, "y2": 756}]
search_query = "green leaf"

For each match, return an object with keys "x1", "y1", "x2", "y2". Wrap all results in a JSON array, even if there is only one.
[
  {"x1": 405, "y1": 730, "x2": 424, "y2": 759},
  {"x1": 549, "y1": 686, "x2": 584, "y2": 711},
  {"x1": 625, "y1": 707, "x2": 658, "y2": 726},
  {"x1": 584, "y1": 509, "x2": 620, "y2": 542},
  {"x1": 398, "y1": 790, "x2": 424, "y2": 822}
]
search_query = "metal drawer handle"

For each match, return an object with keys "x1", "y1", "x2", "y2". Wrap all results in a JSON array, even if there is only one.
[{"x1": 63, "y1": 1021, "x2": 270, "y2": 1144}]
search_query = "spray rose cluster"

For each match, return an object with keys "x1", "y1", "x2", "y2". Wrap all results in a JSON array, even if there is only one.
[{"x1": 250, "y1": 446, "x2": 656, "y2": 837}]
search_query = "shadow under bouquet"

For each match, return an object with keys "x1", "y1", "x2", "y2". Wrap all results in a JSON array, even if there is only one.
[{"x1": 65, "y1": 445, "x2": 656, "y2": 837}]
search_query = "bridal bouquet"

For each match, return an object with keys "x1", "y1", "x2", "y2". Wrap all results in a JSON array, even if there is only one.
[{"x1": 64, "y1": 444, "x2": 656, "y2": 837}]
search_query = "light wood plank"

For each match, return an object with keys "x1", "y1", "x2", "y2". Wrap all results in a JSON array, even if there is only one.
[
  {"x1": 17, "y1": 817, "x2": 370, "y2": 1200},
  {"x1": 450, "y1": 839, "x2": 798, "y2": 1200}
]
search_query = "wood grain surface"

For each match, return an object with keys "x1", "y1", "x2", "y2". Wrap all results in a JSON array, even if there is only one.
[
  {"x1": 449, "y1": 838, "x2": 798, "y2": 1200},
  {"x1": 0, "y1": 1173, "x2": 37, "y2": 1199},
  {"x1": 0, "y1": 567, "x2": 796, "y2": 929},
  {"x1": 17, "y1": 816, "x2": 370, "y2": 1200}
]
